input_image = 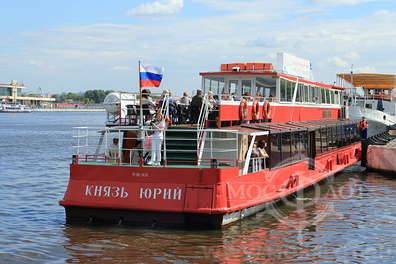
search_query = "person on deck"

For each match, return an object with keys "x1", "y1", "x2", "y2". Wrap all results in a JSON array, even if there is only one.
[
  {"x1": 358, "y1": 116, "x2": 368, "y2": 139},
  {"x1": 141, "y1": 89, "x2": 155, "y2": 120},
  {"x1": 147, "y1": 113, "x2": 166, "y2": 166},
  {"x1": 108, "y1": 138, "x2": 119, "y2": 163},
  {"x1": 257, "y1": 140, "x2": 269, "y2": 158},
  {"x1": 180, "y1": 92, "x2": 191, "y2": 105},
  {"x1": 190, "y1": 89, "x2": 203, "y2": 124}
]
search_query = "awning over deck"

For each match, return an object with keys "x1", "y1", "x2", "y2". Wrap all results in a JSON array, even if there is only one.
[{"x1": 241, "y1": 119, "x2": 357, "y2": 134}]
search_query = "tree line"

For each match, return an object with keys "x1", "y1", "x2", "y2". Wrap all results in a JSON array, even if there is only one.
[{"x1": 51, "y1": 90, "x2": 115, "y2": 104}]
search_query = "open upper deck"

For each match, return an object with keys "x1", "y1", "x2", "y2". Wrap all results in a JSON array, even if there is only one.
[{"x1": 72, "y1": 119, "x2": 360, "y2": 177}]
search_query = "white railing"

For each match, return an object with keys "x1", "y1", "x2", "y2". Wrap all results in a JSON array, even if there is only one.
[
  {"x1": 72, "y1": 126, "x2": 240, "y2": 168},
  {"x1": 196, "y1": 94, "x2": 210, "y2": 164},
  {"x1": 249, "y1": 157, "x2": 267, "y2": 173}
]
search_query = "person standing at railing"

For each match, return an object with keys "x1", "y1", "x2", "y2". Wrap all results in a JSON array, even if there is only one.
[
  {"x1": 358, "y1": 116, "x2": 368, "y2": 139},
  {"x1": 257, "y1": 140, "x2": 269, "y2": 169},
  {"x1": 147, "y1": 113, "x2": 166, "y2": 166},
  {"x1": 141, "y1": 89, "x2": 155, "y2": 121},
  {"x1": 108, "y1": 138, "x2": 119, "y2": 164},
  {"x1": 190, "y1": 89, "x2": 203, "y2": 124}
]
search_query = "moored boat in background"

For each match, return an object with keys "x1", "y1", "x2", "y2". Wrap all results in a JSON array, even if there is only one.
[{"x1": 0, "y1": 102, "x2": 32, "y2": 113}]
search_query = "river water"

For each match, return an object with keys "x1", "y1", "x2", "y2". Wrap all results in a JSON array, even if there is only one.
[{"x1": 0, "y1": 112, "x2": 395, "y2": 263}]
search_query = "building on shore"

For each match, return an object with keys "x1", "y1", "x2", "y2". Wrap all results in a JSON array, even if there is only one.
[{"x1": 0, "y1": 80, "x2": 55, "y2": 106}]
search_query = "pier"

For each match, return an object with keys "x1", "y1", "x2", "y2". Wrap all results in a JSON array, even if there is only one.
[
  {"x1": 366, "y1": 130, "x2": 396, "y2": 174},
  {"x1": 32, "y1": 108, "x2": 105, "y2": 112}
]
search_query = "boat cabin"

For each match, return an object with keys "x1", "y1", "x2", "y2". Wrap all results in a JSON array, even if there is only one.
[{"x1": 200, "y1": 63, "x2": 346, "y2": 126}]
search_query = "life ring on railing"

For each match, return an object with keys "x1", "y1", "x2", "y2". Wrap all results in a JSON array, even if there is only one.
[
  {"x1": 239, "y1": 99, "x2": 248, "y2": 120},
  {"x1": 263, "y1": 100, "x2": 271, "y2": 119},
  {"x1": 252, "y1": 99, "x2": 260, "y2": 120}
]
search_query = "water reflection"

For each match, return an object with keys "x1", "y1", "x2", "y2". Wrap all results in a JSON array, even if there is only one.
[
  {"x1": 62, "y1": 171, "x2": 396, "y2": 263},
  {"x1": 2, "y1": 112, "x2": 395, "y2": 263}
]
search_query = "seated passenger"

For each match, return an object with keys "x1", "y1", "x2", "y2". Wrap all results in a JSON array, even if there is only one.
[
  {"x1": 207, "y1": 91, "x2": 218, "y2": 110},
  {"x1": 179, "y1": 92, "x2": 191, "y2": 105},
  {"x1": 221, "y1": 92, "x2": 232, "y2": 101}
]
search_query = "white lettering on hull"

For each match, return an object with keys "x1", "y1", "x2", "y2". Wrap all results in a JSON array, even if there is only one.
[
  {"x1": 139, "y1": 188, "x2": 182, "y2": 200},
  {"x1": 85, "y1": 185, "x2": 128, "y2": 198}
]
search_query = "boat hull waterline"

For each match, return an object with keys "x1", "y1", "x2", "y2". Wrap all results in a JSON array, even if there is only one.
[{"x1": 60, "y1": 143, "x2": 361, "y2": 228}]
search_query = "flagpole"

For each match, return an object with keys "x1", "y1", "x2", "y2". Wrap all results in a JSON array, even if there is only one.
[{"x1": 139, "y1": 60, "x2": 144, "y2": 128}]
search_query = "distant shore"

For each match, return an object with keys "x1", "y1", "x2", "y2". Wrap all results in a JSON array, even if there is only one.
[{"x1": 32, "y1": 108, "x2": 105, "y2": 112}]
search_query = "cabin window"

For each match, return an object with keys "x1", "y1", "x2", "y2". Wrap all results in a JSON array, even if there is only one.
[
  {"x1": 270, "y1": 134, "x2": 282, "y2": 168},
  {"x1": 296, "y1": 83, "x2": 303, "y2": 102},
  {"x1": 310, "y1": 86, "x2": 315, "y2": 103},
  {"x1": 304, "y1": 85, "x2": 309, "y2": 102},
  {"x1": 315, "y1": 129, "x2": 322, "y2": 154},
  {"x1": 287, "y1": 81, "x2": 294, "y2": 102},
  {"x1": 204, "y1": 77, "x2": 225, "y2": 95},
  {"x1": 301, "y1": 131, "x2": 308, "y2": 159},
  {"x1": 291, "y1": 132, "x2": 300, "y2": 161},
  {"x1": 321, "y1": 127, "x2": 328, "y2": 152},
  {"x1": 256, "y1": 77, "x2": 276, "y2": 97},
  {"x1": 229, "y1": 80, "x2": 238, "y2": 95},
  {"x1": 330, "y1": 126, "x2": 337, "y2": 150},
  {"x1": 326, "y1": 90, "x2": 331, "y2": 104},
  {"x1": 280, "y1": 79, "x2": 287, "y2": 102},
  {"x1": 321, "y1": 88, "x2": 326, "y2": 104},
  {"x1": 281, "y1": 132, "x2": 291, "y2": 165},
  {"x1": 338, "y1": 124, "x2": 346, "y2": 146},
  {"x1": 280, "y1": 79, "x2": 294, "y2": 102},
  {"x1": 242, "y1": 80, "x2": 252, "y2": 95},
  {"x1": 315, "y1": 86, "x2": 321, "y2": 103},
  {"x1": 269, "y1": 130, "x2": 310, "y2": 169}
]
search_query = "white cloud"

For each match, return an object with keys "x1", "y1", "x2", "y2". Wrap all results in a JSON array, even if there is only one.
[
  {"x1": 330, "y1": 56, "x2": 349, "y2": 67},
  {"x1": 345, "y1": 51, "x2": 360, "y2": 60},
  {"x1": 28, "y1": 60, "x2": 44, "y2": 67},
  {"x1": 112, "y1": 66, "x2": 132, "y2": 71},
  {"x1": 311, "y1": 0, "x2": 379, "y2": 5},
  {"x1": 128, "y1": 0, "x2": 184, "y2": 16},
  {"x1": 355, "y1": 66, "x2": 377, "y2": 73}
]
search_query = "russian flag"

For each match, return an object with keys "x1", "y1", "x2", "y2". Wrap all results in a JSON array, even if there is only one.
[{"x1": 139, "y1": 63, "x2": 163, "y2": 88}]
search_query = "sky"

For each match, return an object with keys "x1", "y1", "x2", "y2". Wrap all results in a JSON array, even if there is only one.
[{"x1": 1, "y1": 0, "x2": 395, "y2": 95}]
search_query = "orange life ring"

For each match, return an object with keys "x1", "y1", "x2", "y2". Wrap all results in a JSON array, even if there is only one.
[
  {"x1": 239, "y1": 99, "x2": 248, "y2": 120},
  {"x1": 252, "y1": 99, "x2": 260, "y2": 120},
  {"x1": 263, "y1": 100, "x2": 271, "y2": 119}
]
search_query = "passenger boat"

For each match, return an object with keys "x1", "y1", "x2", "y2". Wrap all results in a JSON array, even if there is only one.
[
  {"x1": 0, "y1": 103, "x2": 32, "y2": 113},
  {"x1": 60, "y1": 54, "x2": 362, "y2": 228}
]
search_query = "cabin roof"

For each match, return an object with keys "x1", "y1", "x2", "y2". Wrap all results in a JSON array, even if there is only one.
[
  {"x1": 241, "y1": 119, "x2": 356, "y2": 133},
  {"x1": 337, "y1": 73, "x2": 396, "y2": 90}
]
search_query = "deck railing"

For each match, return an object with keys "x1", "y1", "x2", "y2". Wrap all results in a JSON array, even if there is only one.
[{"x1": 72, "y1": 126, "x2": 240, "y2": 168}]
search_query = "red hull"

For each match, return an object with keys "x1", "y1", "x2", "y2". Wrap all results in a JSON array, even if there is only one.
[{"x1": 60, "y1": 143, "x2": 361, "y2": 227}]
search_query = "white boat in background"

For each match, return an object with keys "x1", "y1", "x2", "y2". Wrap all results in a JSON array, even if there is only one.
[
  {"x1": 0, "y1": 103, "x2": 32, "y2": 113},
  {"x1": 337, "y1": 73, "x2": 396, "y2": 137}
]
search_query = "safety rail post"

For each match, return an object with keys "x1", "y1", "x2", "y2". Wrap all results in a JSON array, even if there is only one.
[
  {"x1": 77, "y1": 128, "x2": 80, "y2": 155},
  {"x1": 104, "y1": 128, "x2": 108, "y2": 163},
  {"x1": 118, "y1": 129, "x2": 122, "y2": 165},
  {"x1": 85, "y1": 128, "x2": 88, "y2": 149},
  {"x1": 163, "y1": 129, "x2": 167, "y2": 166}
]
